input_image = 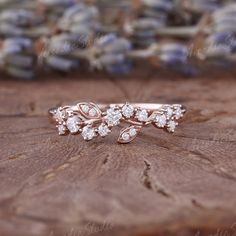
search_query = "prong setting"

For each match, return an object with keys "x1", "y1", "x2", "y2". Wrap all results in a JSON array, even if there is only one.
[{"x1": 50, "y1": 102, "x2": 186, "y2": 143}]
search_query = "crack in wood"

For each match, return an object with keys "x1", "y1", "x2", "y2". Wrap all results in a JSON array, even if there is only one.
[
  {"x1": 141, "y1": 159, "x2": 172, "y2": 198},
  {"x1": 191, "y1": 199, "x2": 205, "y2": 209}
]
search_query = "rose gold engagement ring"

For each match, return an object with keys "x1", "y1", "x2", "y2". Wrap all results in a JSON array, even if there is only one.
[{"x1": 48, "y1": 102, "x2": 186, "y2": 144}]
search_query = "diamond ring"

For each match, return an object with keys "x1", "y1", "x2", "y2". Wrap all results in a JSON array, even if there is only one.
[{"x1": 48, "y1": 102, "x2": 186, "y2": 144}]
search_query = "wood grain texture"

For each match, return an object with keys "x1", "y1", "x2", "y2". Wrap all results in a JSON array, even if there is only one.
[{"x1": 0, "y1": 71, "x2": 236, "y2": 236}]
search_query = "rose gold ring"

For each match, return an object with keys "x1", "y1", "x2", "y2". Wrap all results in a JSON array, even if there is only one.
[{"x1": 48, "y1": 102, "x2": 186, "y2": 144}]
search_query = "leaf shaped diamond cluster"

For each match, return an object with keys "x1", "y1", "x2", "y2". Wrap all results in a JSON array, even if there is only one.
[{"x1": 50, "y1": 102, "x2": 186, "y2": 144}]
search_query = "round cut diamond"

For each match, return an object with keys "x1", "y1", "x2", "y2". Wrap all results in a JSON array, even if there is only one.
[
  {"x1": 167, "y1": 120, "x2": 176, "y2": 133},
  {"x1": 54, "y1": 109, "x2": 66, "y2": 122},
  {"x1": 166, "y1": 107, "x2": 173, "y2": 118},
  {"x1": 58, "y1": 125, "x2": 66, "y2": 135},
  {"x1": 155, "y1": 114, "x2": 167, "y2": 127},
  {"x1": 106, "y1": 108, "x2": 122, "y2": 126},
  {"x1": 81, "y1": 104, "x2": 90, "y2": 113},
  {"x1": 89, "y1": 108, "x2": 97, "y2": 117},
  {"x1": 122, "y1": 104, "x2": 134, "y2": 118},
  {"x1": 82, "y1": 126, "x2": 95, "y2": 140},
  {"x1": 98, "y1": 124, "x2": 110, "y2": 137},
  {"x1": 136, "y1": 109, "x2": 148, "y2": 122},
  {"x1": 174, "y1": 107, "x2": 184, "y2": 119},
  {"x1": 66, "y1": 116, "x2": 80, "y2": 134},
  {"x1": 122, "y1": 132, "x2": 130, "y2": 141},
  {"x1": 129, "y1": 128, "x2": 137, "y2": 137}
]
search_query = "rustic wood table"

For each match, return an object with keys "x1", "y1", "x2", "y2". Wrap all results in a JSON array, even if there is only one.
[{"x1": 0, "y1": 70, "x2": 236, "y2": 236}]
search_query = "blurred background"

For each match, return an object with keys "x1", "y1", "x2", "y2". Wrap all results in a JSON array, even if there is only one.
[{"x1": 0, "y1": 0, "x2": 236, "y2": 79}]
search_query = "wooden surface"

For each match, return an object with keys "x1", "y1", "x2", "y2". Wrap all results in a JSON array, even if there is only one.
[{"x1": 0, "y1": 70, "x2": 236, "y2": 236}]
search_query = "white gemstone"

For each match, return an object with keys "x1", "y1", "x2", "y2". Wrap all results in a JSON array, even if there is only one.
[
  {"x1": 155, "y1": 114, "x2": 167, "y2": 127},
  {"x1": 98, "y1": 124, "x2": 110, "y2": 137},
  {"x1": 122, "y1": 104, "x2": 134, "y2": 118},
  {"x1": 122, "y1": 132, "x2": 130, "y2": 141},
  {"x1": 166, "y1": 107, "x2": 173, "y2": 118},
  {"x1": 106, "y1": 108, "x2": 122, "y2": 126},
  {"x1": 54, "y1": 109, "x2": 65, "y2": 122},
  {"x1": 81, "y1": 104, "x2": 90, "y2": 113},
  {"x1": 174, "y1": 107, "x2": 183, "y2": 119},
  {"x1": 136, "y1": 109, "x2": 148, "y2": 122},
  {"x1": 129, "y1": 128, "x2": 137, "y2": 137},
  {"x1": 167, "y1": 121, "x2": 176, "y2": 133},
  {"x1": 89, "y1": 108, "x2": 97, "y2": 117},
  {"x1": 66, "y1": 116, "x2": 80, "y2": 133},
  {"x1": 82, "y1": 126, "x2": 95, "y2": 140},
  {"x1": 58, "y1": 125, "x2": 66, "y2": 135}
]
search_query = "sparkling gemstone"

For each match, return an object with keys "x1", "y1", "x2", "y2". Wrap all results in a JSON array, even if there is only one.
[
  {"x1": 122, "y1": 132, "x2": 130, "y2": 141},
  {"x1": 136, "y1": 109, "x2": 148, "y2": 122},
  {"x1": 81, "y1": 104, "x2": 90, "y2": 113},
  {"x1": 89, "y1": 108, "x2": 97, "y2": 117},
  {"x1": 121, "y1": 103, "x2": 134, "y2": 118},
  {"x1": 106, "y1": 108, "x2": 122, "y2": 126},
  {"x1": 82, "y1": 126, "x2": 95, "y2": 140},
  {"x1": 174, "y1": 107, "x2": 184, "y2": 119},
  {"x1": 58, "y1": 125, "x2": 66, "y2": 135},
  {"x1": 129, "y1": 128, "x2": 137, "y2": 137},
  {"x1": 66, "y1": 116, "x2": 80, "y2": 133},
  {"x1": 98, "y1": 124, "x2": 110, "y2": 137},
  {"x1": 155, "y1": 114, "x2": 167, "y2": 127},
  {"x1": 166, "y1": 107, "x2": 173, "y2": 118},
  {"x1": 167, "y1": 120, "x2": 176, "y2": 133},
  {"x1": 54, "y1": 109, "x2": 66, "y2": 122}
]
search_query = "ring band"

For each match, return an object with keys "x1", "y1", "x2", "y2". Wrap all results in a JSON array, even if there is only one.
[{"x1": 49, "y1": 102, "x2": 186, "y2": 144}]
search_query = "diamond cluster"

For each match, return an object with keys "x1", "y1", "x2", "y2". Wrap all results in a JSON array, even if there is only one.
[
  {"x1": 119, "y1": 127, "x2": 137, "y2": 143},
  {"x1": 52, "y1": 102, "x2": 186, "y2": 143},
  {"x1": 105, "y1": 107, "x2": 122, "y2": 126},
  {"x1": 154, "y1": 105, "x2": 185, "y2": 133}
]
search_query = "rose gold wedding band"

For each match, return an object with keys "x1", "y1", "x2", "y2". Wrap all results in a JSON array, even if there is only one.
[{"x1": 48, "y1": 102, "x2": 186, "y2": 144}]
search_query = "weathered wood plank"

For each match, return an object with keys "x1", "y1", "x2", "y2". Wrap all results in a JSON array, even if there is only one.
[{"x1": 0, "y1": 73, "x2": 236, "y2": 236}]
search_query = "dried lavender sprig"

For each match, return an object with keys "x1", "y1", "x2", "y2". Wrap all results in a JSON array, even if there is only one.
[
  {"x1": 0, "y1": 37, "x2": 36, "y2": 79},
  {"x1": 176, "y1": 0, "x2": 223, "y2": 15},
  {"x1": 58, "y1": 3, "x2": 101, "y2": 34},
  {"x1": 65, "y1": 34, "x2": 192, "y2": 74},
  {"x1": 0, "y1": 9, "x2": 51, "y2": 38},
  {"x1": 0, "y1": 0, "x2": 34, "y2": 10},
  {"x1": 1, "y1": 32, "x2": 236, "y2": 79},
  {"x1": 123, "y1": 2, "x2": 236, "y2": 44},
  {"x1": 0, "y1": 1, "x2": 236, "y2": 78},
  {"x1": 41, "y1": 33, "x2": 84, "y2": 72}
]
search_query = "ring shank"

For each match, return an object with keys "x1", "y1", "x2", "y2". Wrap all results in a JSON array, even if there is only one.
[{"x1": 98, "y1": 103, "x2": 164, "y2": 111}]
